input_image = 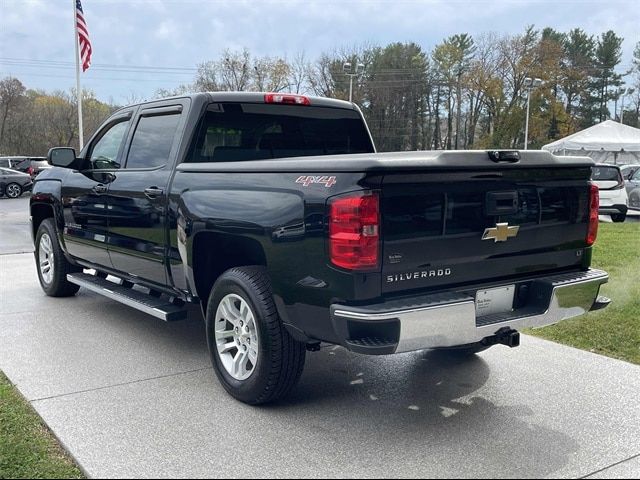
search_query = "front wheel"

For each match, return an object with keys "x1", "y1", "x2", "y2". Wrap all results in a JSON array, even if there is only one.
[
  {"x1": 206, "y1": 266, "x2": 306, "y2": 405},
  {"x1": 611, "y1": 213, "x2": 626, "y2": 223},
  {"x1": 35, "y1": 219, "x2": 80, "y2": 297},
  {"x1": 5, "y1": 183, "x2": 22, "y2": 198}
]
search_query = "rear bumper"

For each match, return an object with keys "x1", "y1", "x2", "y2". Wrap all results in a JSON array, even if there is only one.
[
  {"x1": 598, "y1": 204, "x2": 627, "y2": 215},
  {"x1": 330, "y1": 269, "x2": 609, "y2": 355}
]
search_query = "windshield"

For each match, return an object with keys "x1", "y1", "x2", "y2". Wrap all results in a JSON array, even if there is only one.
[{"x1": 188, "y1": 103, "x2": 374, "y2": 163}]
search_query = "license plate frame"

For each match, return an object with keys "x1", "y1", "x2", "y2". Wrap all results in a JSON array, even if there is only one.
[{"x1": 475, "y1": 285, "x2": 516, "y2": 317}]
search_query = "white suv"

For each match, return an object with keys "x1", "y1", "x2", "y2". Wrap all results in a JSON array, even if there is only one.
[{"x1": 592, "y1": 164, "x2": 629, "y2": 222}]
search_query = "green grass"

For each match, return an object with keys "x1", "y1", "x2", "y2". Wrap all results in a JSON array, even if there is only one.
[
  {"x1": 530, "y1": 222, "x2": 640, "y2": 364},
  {"x1": 0, "y1": 372, "x2": 84, "y2": 479}
]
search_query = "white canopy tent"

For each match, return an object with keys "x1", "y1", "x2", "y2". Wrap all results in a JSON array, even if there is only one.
[{"x1": 542, "y1": 120, "x2": 640, "y2": 164}]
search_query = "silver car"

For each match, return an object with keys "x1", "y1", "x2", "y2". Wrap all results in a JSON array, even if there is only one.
[
  {"x1": 627, "y1": 168, "x2": 640, "y2": 209},
  {"x1": 0, "y1": 167, "x2": 33, "y2": 198}
]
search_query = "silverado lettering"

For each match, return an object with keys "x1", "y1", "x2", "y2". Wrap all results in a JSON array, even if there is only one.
[
  {"x1": 31, "y1": 92, "x2": 610, "y2": 405},
  {"x1": 386, "y1": 269, "x2": 452, "y2": 283}
]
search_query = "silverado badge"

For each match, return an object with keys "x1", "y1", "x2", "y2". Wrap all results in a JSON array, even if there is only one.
[{"x1": 482, "y1": 223, "x2": 520, "y2": 242}]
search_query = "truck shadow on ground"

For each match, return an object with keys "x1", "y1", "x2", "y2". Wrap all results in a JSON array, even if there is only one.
[{"x1": 263, "y1": 347, "x2": 580, "y2": 478}]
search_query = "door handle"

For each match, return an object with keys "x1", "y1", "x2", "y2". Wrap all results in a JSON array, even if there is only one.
[
  {"x1": 144, "y1": 187, "x2": 164, "y2": 199},
  {"x1": 92, "y1": 184, "x2": 108, "y2": 194}
]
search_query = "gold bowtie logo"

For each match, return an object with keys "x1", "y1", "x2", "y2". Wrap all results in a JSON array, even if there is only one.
[{"x1": 482, "y1": 223, "x2": 520, "y2": 242}]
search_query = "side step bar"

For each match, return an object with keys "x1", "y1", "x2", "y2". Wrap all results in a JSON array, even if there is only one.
[{"x1": 67, "y1": 272, "x2": 188, "y2": 322}]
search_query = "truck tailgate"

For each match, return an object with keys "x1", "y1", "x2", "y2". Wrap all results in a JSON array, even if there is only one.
[{"x1": 381, "y1": 166, "x2": 592, "y2": 293}]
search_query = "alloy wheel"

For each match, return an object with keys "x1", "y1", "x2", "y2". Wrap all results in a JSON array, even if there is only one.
[
  {"x1": 214, "y1": 294, "x2": 260, "y2": 381},
  {"x1": 38, "y1": 233, "x2": 55, "y2": 285},
  {"x1": 6, "y1": 183, "x2": 21, "y2": 198}
]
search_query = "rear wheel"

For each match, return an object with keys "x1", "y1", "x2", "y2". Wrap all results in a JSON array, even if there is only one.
[
  {"x1": 35, "y1": 219, "x2": 80, "y2": 297},
  {"x1": 611, "y1": 213, "x2": 626, "y2": 223},
  {"x1": 206, "y1": 266, "x2": 306, "y2": 405},
  {"x1": 629, "y1": 191, "x2": 640, "y2": 209},
  {"x1": 5, "y1": 183, "x2": 22, "y2": 198}
]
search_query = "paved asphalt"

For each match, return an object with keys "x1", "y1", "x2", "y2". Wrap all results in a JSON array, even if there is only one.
[{"x1": 1, "y1": 195, "x2": 639, "y2": 479}]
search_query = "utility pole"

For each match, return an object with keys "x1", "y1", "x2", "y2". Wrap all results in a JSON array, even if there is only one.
[
  {"x1": 523, "y1": 77, "x2": 543, "y2": 150},
  {"x1": 343, "y1": 62, "x2": 364, "y2": 103}
]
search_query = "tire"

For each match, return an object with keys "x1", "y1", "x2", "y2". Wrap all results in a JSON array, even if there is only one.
[
  {"x1": 205, "y1": 266, "x2": 306, "y2": 405},
  {"x1": 435, "y1": 342, "x2": 490, "y2": 356},
  {"x1": 35, "y1": 218, "x2": 81, "y2": 297},
  {"x1": 610, "y1": 213, "x2": 626, "y2": 223},
  {"x1": 5, "y1": 183, "x2": 22, "y2": 198},
  {"x1": 629, "y1": 192, "x2": 640, "y2": 209}
]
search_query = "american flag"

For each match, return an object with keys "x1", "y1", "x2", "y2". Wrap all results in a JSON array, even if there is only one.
[{"x1": 76, "y1": 0, "x2": 92, "y2": 72}]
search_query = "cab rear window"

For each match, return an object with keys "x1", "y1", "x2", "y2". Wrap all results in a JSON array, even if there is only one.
[{"x1": 188, "y1": 103, "x2": 374, "y2": 162}]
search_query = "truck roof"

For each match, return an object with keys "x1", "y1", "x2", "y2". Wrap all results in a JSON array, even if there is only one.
[{"x1": 118, "y1": 91, "x2": 357, "y2": 112}]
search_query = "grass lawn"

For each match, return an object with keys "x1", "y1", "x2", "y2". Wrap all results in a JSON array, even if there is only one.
[
  {"x1": 0, "y1": 372, "x2": 84, "y2": 479},
  {"x1": 530, "y1": 222, "x2": 640, "y2": 365}
]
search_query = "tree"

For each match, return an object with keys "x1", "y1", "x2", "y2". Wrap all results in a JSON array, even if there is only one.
[
  {"x1": 582, "y1": 31, "x2": 624, "y2": 125},
  {"x1": 364, "y1": 43, "x2": 428, "y2": 151},
  {"x1": 0, "y1": 77, "x2": 26, "y2": 148},
  {"x1": 561, "y1": 28, "x2": 594, "y2": 125}
]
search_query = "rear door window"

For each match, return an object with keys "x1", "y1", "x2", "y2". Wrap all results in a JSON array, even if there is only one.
[
  {"x1": 188, "y1": 103, "x2": 374, "y2": 162},
  {"x1": 126, "y1": 113, "x2": 181, "y2": 169}
]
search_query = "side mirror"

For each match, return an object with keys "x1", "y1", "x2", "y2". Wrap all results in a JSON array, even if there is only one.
[{"x1": 47, "y1": 147, "x2": 77, "y2": 168}]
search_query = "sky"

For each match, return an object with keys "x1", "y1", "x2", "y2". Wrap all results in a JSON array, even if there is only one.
[{"x1": 1, "y1": 0, "x2": 639, "y2": 104}]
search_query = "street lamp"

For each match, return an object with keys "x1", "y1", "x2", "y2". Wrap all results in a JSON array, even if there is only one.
[
  {"x1": 343, "y1": 62, "x2": 365, "y2": 103},
  {"x1": 620, "y1": 88, "x2": 636, "y2": 124},
  {"x1": 523, "y1": 77, "x2": 543, "y2": 150}
]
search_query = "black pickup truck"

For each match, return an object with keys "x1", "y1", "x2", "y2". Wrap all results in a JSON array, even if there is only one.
[{"x1": 31, "y1": 92, "x2": 610, "y2": 404}]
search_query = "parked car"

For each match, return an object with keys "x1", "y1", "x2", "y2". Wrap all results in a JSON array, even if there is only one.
[
  {"x1": 0, "y1": 167, "x2": 33, "y2": 198},
  {"x1": 0, "y1": 156, "x2": 27, "y2": 170},
  {"x1": 591, "y1": 164, "x2": 629, "y2": 222},
  {"x1": 17, "y1": 157, "x2": 51, "y2": 178},
  {"x1": 0, "y1": 156, "x2": 51, "y2": 178},
  {"x1": 620, "y1": 164, "x2": 640, "y2": 181},
  {"x1": 626, "y1": 168, "x2": 640, "y2": 209}
]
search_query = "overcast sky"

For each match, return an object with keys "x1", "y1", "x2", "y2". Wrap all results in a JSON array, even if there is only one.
[{"x1": 1, "y1": 0, "x2": 639, "y2": 103}]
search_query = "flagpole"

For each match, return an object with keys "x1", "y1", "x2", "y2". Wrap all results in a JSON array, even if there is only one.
[{"x1": 73, "y1": 0, "x2": 84, "y2": 150}]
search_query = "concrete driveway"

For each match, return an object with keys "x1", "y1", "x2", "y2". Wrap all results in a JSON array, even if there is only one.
[{"x1": 1, "y1": 196, "x2": 639, "y2": 478}]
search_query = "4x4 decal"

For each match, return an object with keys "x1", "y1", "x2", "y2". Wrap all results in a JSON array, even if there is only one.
[{"x1": 295, "y1": 175, "x2": 337, "y2": 188}]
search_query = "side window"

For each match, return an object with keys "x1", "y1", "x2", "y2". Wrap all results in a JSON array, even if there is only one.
[
  {"x1": 633, "y1": 170, "x2": 640, "y2": 181},
  {"x1": 89, "y1": 120, "x2": 130, "y2": 170},
  {"x1": 126, "y1": 113, "x2": 181, "y2": 169}
]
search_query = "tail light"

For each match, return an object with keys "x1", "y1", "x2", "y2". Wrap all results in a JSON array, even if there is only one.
[
  {"x1": 264, "y1": 93, "x2": 310, "y2": 105},
  {"x1": 329, "y1": 191, "x2": 380, "y2": 270},
  {"x1": 587, "y1": 183, "x2": 599, "y2": 246},
  {"x1": 27, "y1": 167, "x2": 34, "y2": 176}
]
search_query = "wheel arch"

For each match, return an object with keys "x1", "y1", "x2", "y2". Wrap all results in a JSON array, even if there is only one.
[
  {"x1": 31, "y1": 202, "x2": 55, "y2": 240},
  {"x1": 191, "y1": 231, "x2": 267, "y2": 308}
]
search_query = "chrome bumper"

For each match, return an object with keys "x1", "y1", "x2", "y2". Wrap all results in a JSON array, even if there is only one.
[{"x1": 331, "y1": 269, "x2": 609, "y2": 354}]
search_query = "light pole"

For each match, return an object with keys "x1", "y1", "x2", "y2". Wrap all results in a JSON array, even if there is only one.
[
  {"x1": 620, "y1": 87, "x2": 636, "y2": 124},
  {"x1": 523, "y1": 77, "x2": 543, "y2": 150},
  {"x1": 343, "y1": 62, "x2": 364, "y2": 103}
]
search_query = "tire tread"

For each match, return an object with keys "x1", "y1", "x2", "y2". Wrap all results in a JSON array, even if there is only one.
[{"x1": 207, "y1": 266, "x2": 306, "y2": 405}]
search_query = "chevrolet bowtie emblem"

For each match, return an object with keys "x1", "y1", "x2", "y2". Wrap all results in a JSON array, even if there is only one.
[{"x1": 482, "y1": 223, "x2": 520, "y2": 242}]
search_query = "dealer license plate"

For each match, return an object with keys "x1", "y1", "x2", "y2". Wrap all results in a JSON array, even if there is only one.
[{"x1": 475, "y1": 285, "x2": 515, "y2": 317}]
